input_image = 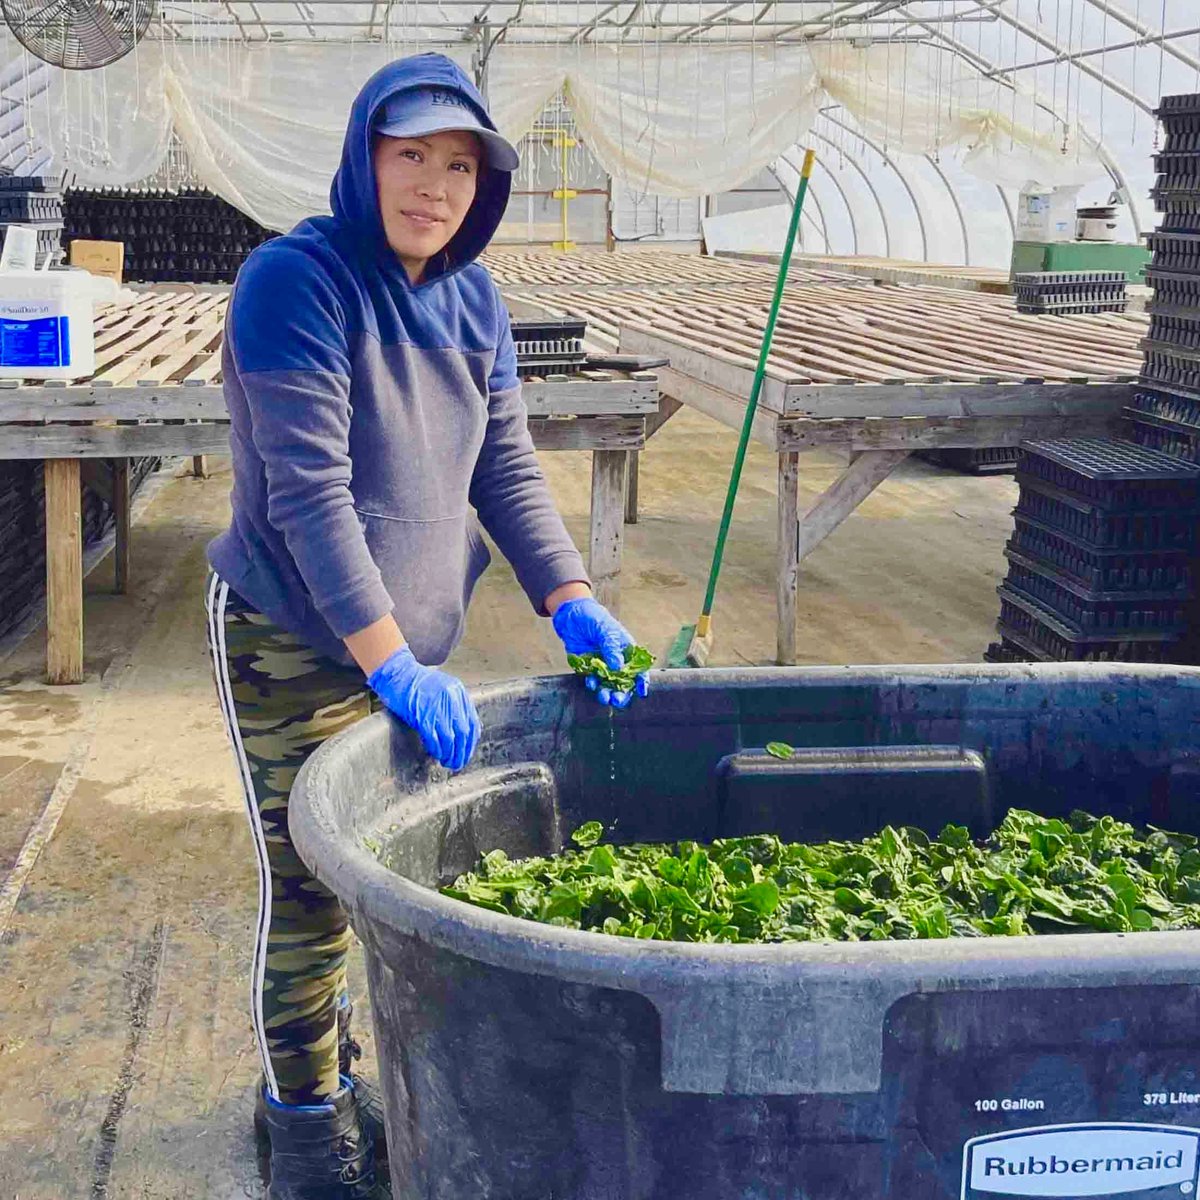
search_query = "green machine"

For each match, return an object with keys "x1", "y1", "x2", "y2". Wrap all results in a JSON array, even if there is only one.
[{"x1": 1010, "y1": 239, "x2": 1149, "y2": 283}]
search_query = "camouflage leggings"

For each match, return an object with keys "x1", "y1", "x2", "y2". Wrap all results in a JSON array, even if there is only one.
[{"x1": 205, "y1": 572, "x2": 373, "y2": 1105}]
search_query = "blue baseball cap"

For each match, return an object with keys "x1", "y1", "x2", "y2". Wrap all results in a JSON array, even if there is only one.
[{"x1": 375, "y1": 87, "x2": 520, "y2": 172}]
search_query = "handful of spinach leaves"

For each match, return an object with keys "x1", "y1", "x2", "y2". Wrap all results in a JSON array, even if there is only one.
[
  {"x1": 438, "y1": 810, "x2": 1200, "y2": 943},
  {"x1": 567, "y1": 644, "x2": 654, "y2": 694}
]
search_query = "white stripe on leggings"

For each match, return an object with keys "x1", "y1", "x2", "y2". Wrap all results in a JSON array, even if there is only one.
[{"x1": 205, "y1": 572, "x2": 279, "y2": 1099}]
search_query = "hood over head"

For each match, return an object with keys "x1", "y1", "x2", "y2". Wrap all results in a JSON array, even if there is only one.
[{"x1": 330, "y1": 53, "x2": 513, "y2": 283}]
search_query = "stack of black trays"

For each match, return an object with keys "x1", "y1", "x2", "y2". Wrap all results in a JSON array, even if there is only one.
[
  {"x1": 62, "y1": 188, "x2": 275, "y2": 284},
  {"x1": 510, "y1": 318, "x2": 587, "y2": 377},
  {"x1": 0, "y1": 457, "x2": 161, "y2": 642},
  {"x1": 986, "y1": 438, "x2": 1200, "y2": 664},
  {"x1": 1129, "y1": 94, "x2": 1200, "y2": 463},
  {"x1": 0, "y1": 177, "x2": 64, "y2": 268},
  {"x1": 925, "y1": 446, "x2": 1021, "y2": 475},
  {"x1": 1013, "y1": 271, "x2": 1128, "y2": 315}
]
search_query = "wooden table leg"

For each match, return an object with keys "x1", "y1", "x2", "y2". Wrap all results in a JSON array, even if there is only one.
[
  {"x1": 776, "y1": 452, "x2": 799, "y2": 666},
  {"x1": 589, "y1": 450, "x2": 628, "y2": 615},
  {"x1": 113, "y1": 458, "x2": 131, "y2": 595},
  {"x1": 44, "y1": 458, "x2": 84, "y2": 685},
  {"x1": 624, "y1": 450, "x2": 640, "y2": 525},
  {"x1": 192, "y1": 455, "x2": 208, "y2": 479}
]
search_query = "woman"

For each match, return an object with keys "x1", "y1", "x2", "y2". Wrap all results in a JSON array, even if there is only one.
[{"x1": 205, "y1": 53, "x2": 648, "y2": 1199}]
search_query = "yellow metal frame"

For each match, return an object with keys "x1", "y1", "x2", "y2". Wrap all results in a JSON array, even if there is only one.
[{"x1": 552, "y1": 134, "x2": 577, "y2": 253}]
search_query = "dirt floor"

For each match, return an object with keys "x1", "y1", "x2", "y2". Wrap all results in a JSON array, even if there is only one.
[{"x1": 0, "y1": 407, "x2": 1018, "y2": 1197}]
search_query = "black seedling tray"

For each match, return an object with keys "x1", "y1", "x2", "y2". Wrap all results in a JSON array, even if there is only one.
[
  {"x1": 1018, "y1": 437, "x2": 1200, "y2": 499},
  {"x1": 511, "y1": 318, "x2": 587, "y2": 375},
  {"x1": 1008, "y1": 515, "x2": 1193, "y2": 595},
  {"x1": 925, "y1": 446, "x2": 1021, "y2": 475},
  {"x1": 1147, "y1": 230, "x2": 1200, "y2": 273},
  {"x1": 1141, "y1": 344, "x2": 1200, "y2": 400},
  {"x1": 1128, "y1": 417, "x2": 1200, "y2": 465},
  {"x1": 0, "y1": 193, "x2": 62, "y2": 222},
  {"x1": 1157, "y1": 94, "x2": 1200, "y2": 119},
  {"x1": 1155, "y1": 149, "x2": 1200, "y2": 172},
  {"x1": 0, "y1": 175, "x2": 58, "y2": 192},
  {"x1": 998, "y1": 588, "x2": 1186, "y2": 663},
  {"x1": 1013, "y1": 271, "x2": 1127, "y2": 315},
  {"x1": 1162, "y1": 124, "x2": 1200, "y2": 153},
  {"x1": 1002, "y1": 553, "x2": 1190, "y2": 631},
  {"x1": 1144, "y1": 266, "x2": 1200, "y2": 305},
  {"x1": 1148, "y1": 310, "x2": 1200, "y2": 350},
  {"x1": 1014, "y1": 476, "x2": 1200, "y2": 551},
  {"x1": 511, "y1": 318, "x2": 587, "y2": 344},
  {"x1": 1013, "y1": 271, "x2": 1126, "y2": 291},
  {"x1": 1128, "y1": 386, "x2": 1200, "y2": 432},
  {"x1": 983, "y1": 639, "x2": 1038, "y2": 664}
]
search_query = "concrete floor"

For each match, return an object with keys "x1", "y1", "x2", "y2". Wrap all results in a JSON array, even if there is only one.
[{"x1": 0, "y1": 407, "x2": 1018, "y2": 1197}]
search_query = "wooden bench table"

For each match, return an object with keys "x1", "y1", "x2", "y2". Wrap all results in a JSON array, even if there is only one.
[{"x1": 0, "y1": 290, "x2": 659, "y2": 684}]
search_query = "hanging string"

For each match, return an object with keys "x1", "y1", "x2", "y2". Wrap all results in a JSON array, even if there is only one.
[
  {"x1": 1010, "y1": 0, "x2": 1023, "y2": 151},
  {"x1": 1154, "y1": 0, "x2": 1167, "y2": 150}
]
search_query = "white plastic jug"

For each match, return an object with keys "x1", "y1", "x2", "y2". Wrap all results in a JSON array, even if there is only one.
[{"x1": 0, "y1": 270, "x2": 97, "y2": 381}]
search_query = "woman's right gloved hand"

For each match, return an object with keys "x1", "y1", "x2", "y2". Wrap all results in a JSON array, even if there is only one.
[{"x1": 367, "y1": 647, "x2": 480, "y2": 772}]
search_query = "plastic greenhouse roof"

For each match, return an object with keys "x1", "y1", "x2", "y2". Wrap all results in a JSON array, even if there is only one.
[{"x1": 0, "y1": 0, "x2": 1193, "y2": 265}]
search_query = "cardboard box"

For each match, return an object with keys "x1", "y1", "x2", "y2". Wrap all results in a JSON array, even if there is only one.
[{"x1": 69, "y1": 239, "x2": 124, "y2": 284}]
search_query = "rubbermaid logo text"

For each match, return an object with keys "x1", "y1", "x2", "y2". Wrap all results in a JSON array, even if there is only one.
[{"x1": 963, "y1": 1124, "x2": 1200, "y2": 1197}]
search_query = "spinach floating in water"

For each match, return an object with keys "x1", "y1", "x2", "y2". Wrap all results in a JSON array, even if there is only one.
[
  {"x1": 433, "y1": 810, "x2": 1200, "y2": 943},
  {"x1": 567, "y1": 644, "x2": 654, "y2": 694}
]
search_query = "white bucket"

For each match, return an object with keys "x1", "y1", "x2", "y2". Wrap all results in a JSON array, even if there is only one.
[{"x1": 0, "y1": 270, "x2": 97, "y2": 381}]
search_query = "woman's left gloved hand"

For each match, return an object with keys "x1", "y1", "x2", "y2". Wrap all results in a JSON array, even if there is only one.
[{"x1": 552, "y1": 596, "x2": 650, "y2": 709}]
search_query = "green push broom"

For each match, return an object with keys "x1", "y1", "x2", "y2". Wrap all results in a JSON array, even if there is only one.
[{"x1": 667, "y1": 148, "x2": 817, "y2": 669}]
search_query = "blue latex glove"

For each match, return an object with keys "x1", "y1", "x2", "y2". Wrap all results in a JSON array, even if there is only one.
[
  {"x1": 367, "y1": 647, "x2": 480, "y2": 772},
  {"x1": 551, "y1": 596, "x2": 650, "y2": 709}
]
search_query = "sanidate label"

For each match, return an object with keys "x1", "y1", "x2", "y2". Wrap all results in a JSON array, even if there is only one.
[{"x1": 962, "y1": 1124, "x2": 1200, "y2": 1198}]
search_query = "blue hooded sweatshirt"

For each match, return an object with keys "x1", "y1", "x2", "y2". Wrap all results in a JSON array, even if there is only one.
[{"x1": 207, "y1": 54, "x2": 589, "y2": 665}]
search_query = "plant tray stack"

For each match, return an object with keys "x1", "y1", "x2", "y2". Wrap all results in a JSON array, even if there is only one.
[
  {"x1": 1130, "y1": 94, "x2": 1200, "y2": 464},
  {"x1": 989, "y1": 438, "x2": 1200, "y2": 664},
  {"x1": 0, "y1": 177, "x2": 64, "y2": 268},
  {"x1": 510, "y1": 318, "x2": 587, "y2": 378},
  {"x1": 925, "y1": 446, "x2": 1021, "y2": 476},
  {"x1": 1013, "y1": 272, "x2": 1128, "y2": 315},
  {"x1": 62, "y1": 188, "x2": 275, "y2": 283}
]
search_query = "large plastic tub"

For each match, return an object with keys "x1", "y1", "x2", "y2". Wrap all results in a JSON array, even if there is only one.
[{"x1": 291, "y1": 665, "x2": 1200, "y2": 1200}]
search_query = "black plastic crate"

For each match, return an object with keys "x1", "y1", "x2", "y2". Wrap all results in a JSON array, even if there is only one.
[
  {"x1": 1128, "y1": 417, "x2": 1200, "y2": 465},
  {"x1": 1147, "y1": 229, "x2": 1200, "y2": 273},
  {"x1": 1014, "y1": 476, "x2": 1200, "y2": 551},
  {"x1": 1017, "y1": 437, "x2": 1200, "y2": 504},
  {"x1": 1008, "y1": 513, "x2": 1193, "y2": 595},
  {"x1": 997, "y1": 587, "x2": 1186, "y2": 663},
  {"x1": 1002, "y1": 554, "x2": 1189, "y2": 633}
]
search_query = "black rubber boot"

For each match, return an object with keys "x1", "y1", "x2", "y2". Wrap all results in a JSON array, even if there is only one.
[
  {"x1": 261, "y1": 1075, "x2": 386, "y2": 1200},
  {"x1": 255, "y1": 999, "x2": 388, "y2": 1162},
  {"x1": 337, "y1": 1000, "x2": 388, "y2": 1163}
]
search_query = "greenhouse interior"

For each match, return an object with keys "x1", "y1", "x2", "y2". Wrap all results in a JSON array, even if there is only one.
[{"x1": 4, "y1": 2, "x2": 1200, "y2": 1198}]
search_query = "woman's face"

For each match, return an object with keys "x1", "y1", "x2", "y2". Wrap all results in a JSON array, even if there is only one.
[{"x1": 373, "y1": 129, "x2": 481, "y2": 283}]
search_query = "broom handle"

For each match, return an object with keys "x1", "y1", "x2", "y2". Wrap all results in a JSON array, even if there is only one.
[{"x1": 696, "y1": 148, "x2": 816, "y2": 636}]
